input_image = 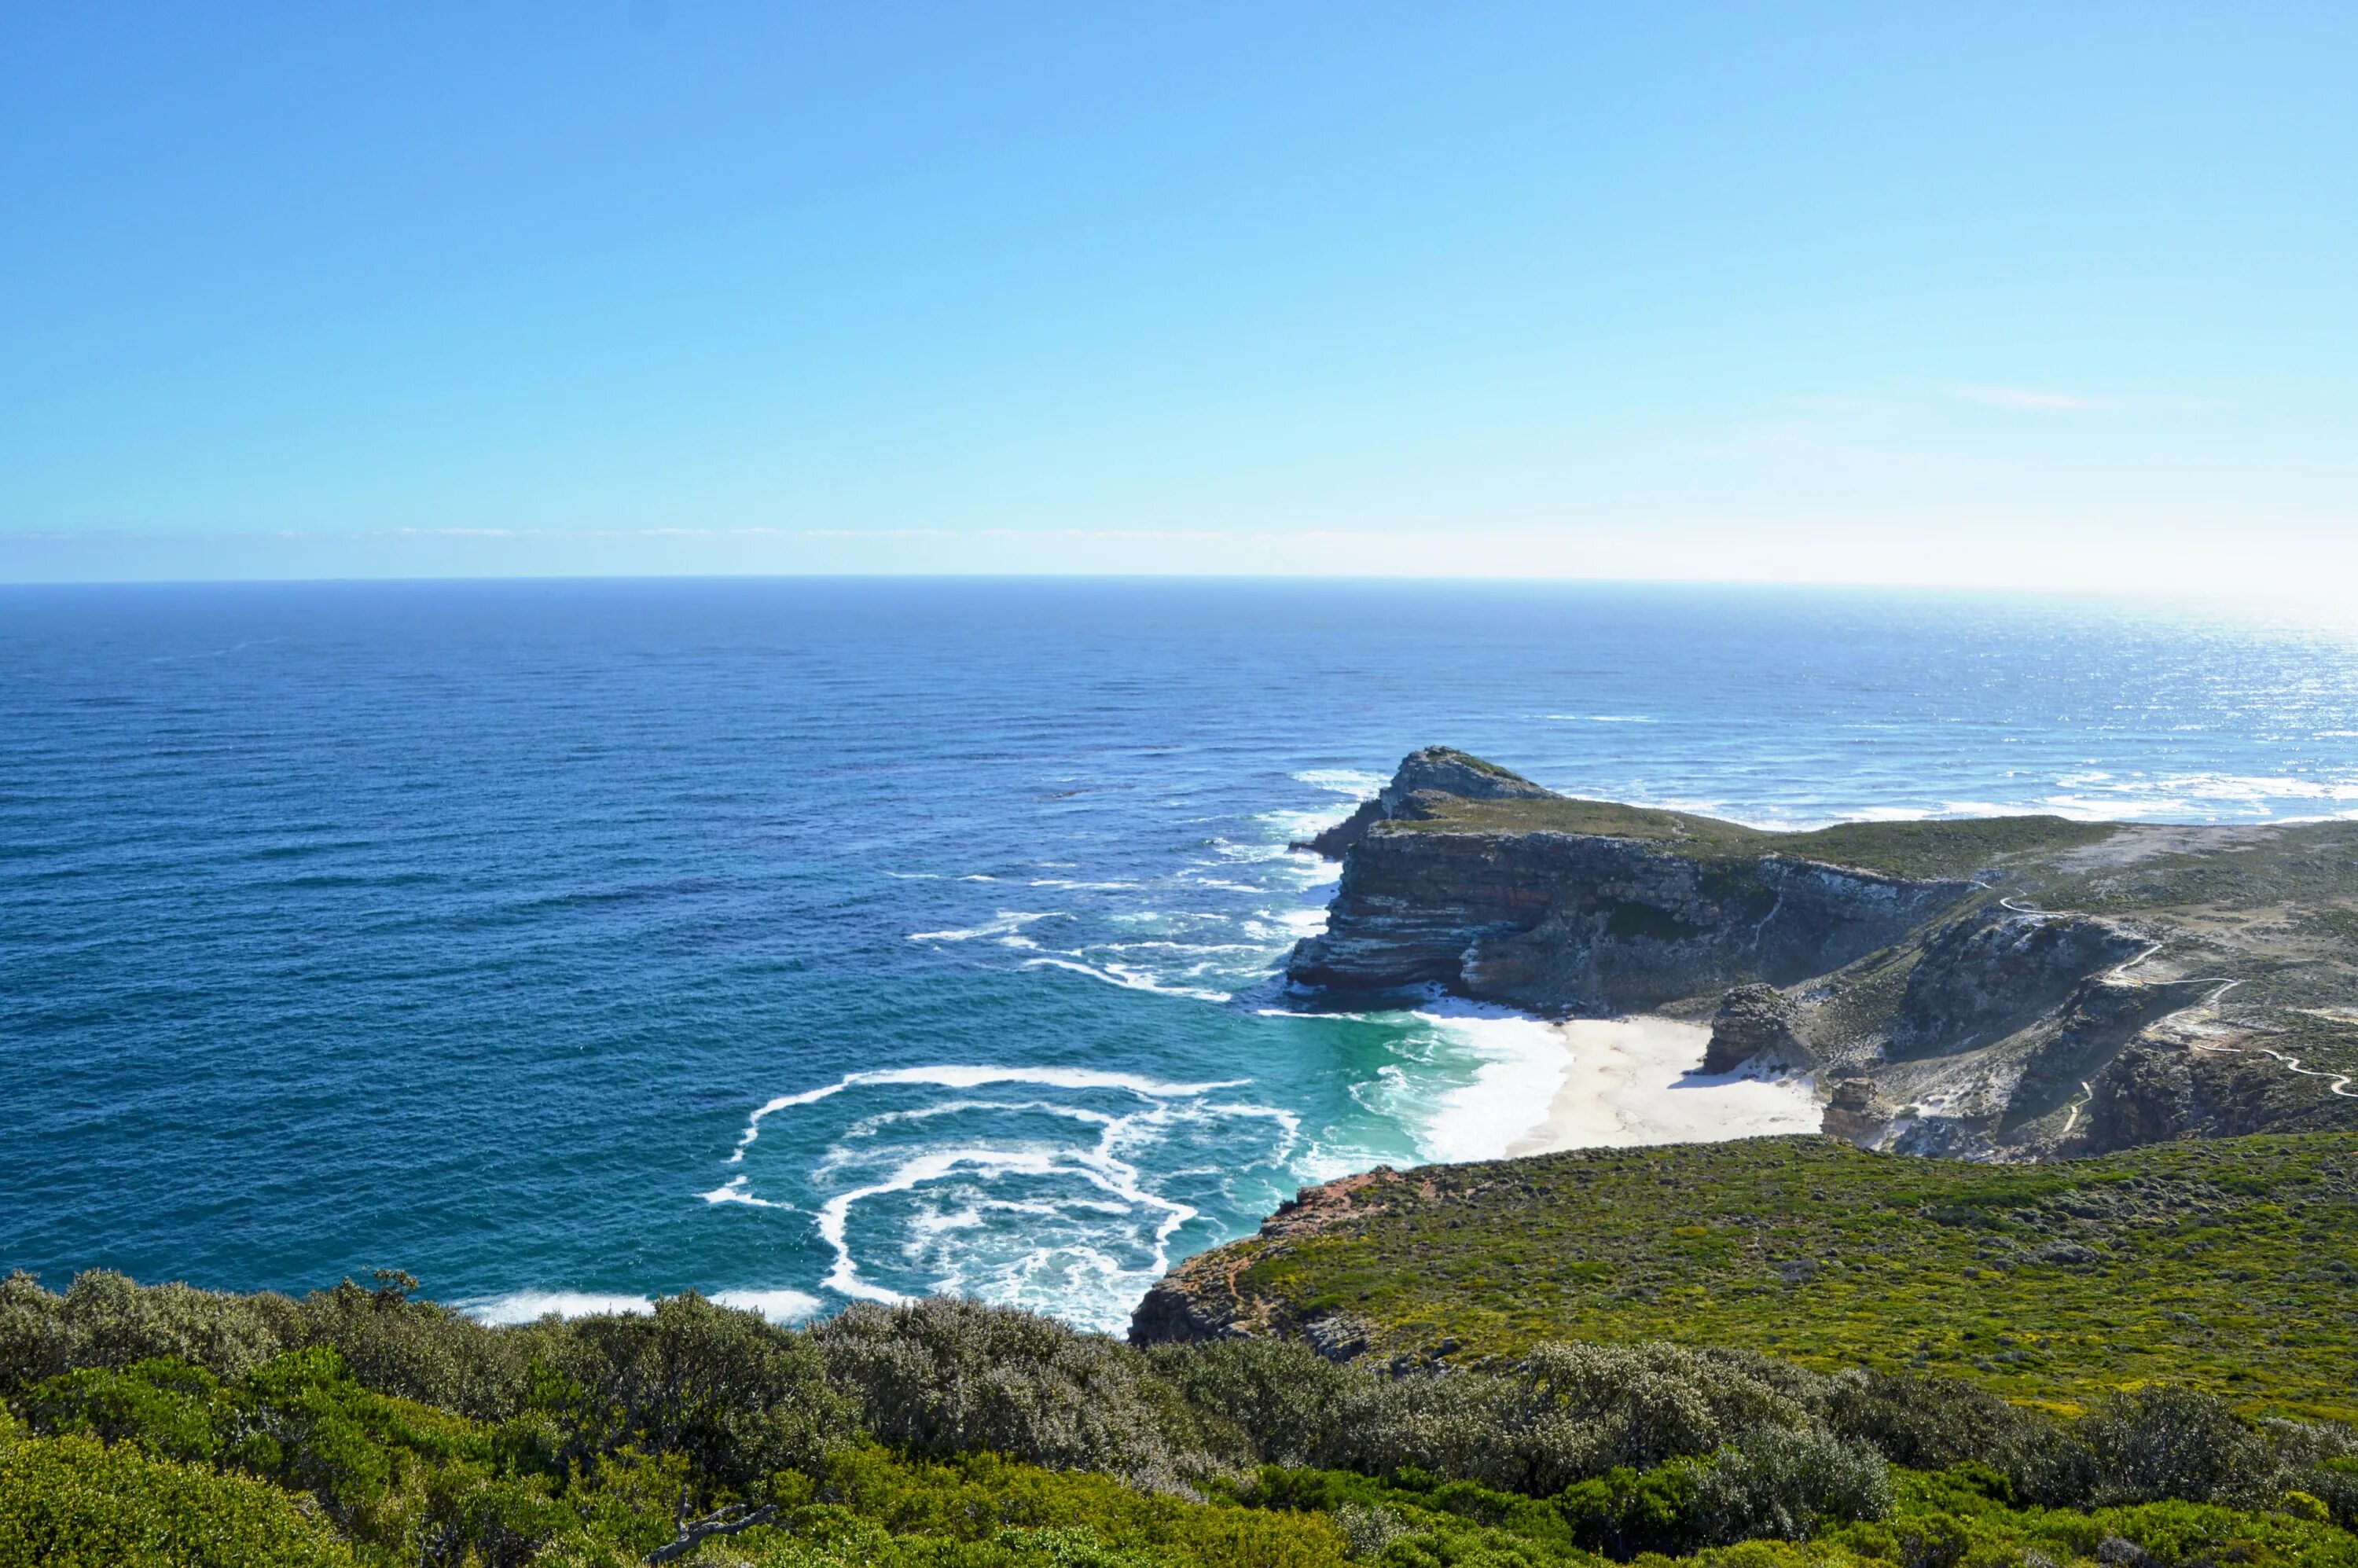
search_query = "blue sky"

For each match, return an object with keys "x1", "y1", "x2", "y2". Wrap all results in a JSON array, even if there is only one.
[{"x1": 3, "y1": 4, "x2": 2353, "y2": 588}]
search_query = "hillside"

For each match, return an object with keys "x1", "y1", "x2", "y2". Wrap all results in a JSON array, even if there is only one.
[
  {"x1": 1288, "y1": 748, "x2": 2358, "y2": 1158},
  {"x1": 1132, "y1": 1131, "x2": 2358, "y2": 1423},
  {"x1": 17, "y1": 1269, "x2": 2358, "y2": 1566}
]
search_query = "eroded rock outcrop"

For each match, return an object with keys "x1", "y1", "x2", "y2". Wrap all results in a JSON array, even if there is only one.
[
  {"x1": 1705, "y1": 985, "x2": 1815, "y2": 1074},
  {"x1": 1299, "y1": 747, "x2": 1556, "y2": 857},
  {"x1": 1886, "y1": 911, "x2": 2146, "y2": 1059},
  {"x1": 1287, "y1": 787, "x2": 1970, "y2": 1016}
]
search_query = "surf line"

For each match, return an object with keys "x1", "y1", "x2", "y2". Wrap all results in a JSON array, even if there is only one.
[{"x1": 725, "y1": 1065, "x2": 1251, "y2": 1163}]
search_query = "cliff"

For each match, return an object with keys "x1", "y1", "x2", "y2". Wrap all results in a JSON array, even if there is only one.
[{"x1": 1286, "y1": 749, "x2": 2358, "y2": 1160}]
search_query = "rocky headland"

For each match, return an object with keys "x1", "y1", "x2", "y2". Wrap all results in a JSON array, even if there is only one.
[{"x1": 1286, "y1": 747, "x2": 2358, "y2": 1160}]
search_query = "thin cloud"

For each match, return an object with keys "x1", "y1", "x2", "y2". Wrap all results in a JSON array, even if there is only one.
[{"x1": 1950, "y1": 384, "x2": 2116, "y2": 412}]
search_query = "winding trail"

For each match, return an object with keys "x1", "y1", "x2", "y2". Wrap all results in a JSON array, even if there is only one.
[{"x1": 1977, "y1": 888, "x2": 2358, "y2": 1124}]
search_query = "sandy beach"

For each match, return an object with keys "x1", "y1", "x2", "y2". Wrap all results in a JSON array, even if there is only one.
[{"x1": 1505, "y1": 1015, "x2": 1821, "y2": 1155}]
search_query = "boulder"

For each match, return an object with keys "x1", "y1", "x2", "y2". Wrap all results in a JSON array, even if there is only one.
[{"x1": 1704, "y1": 984, "x2": 1815, "y2": 1074}]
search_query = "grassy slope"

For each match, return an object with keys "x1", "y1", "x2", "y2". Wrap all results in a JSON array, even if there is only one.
[
  {"x1": 1211, "y1": 1133, "x2": 2358, "y2": 1422},
  {"x1": 1384, "y1": 795, "x2": 2119, "y2": 880}
]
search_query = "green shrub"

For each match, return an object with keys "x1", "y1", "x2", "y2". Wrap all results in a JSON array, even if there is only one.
[
  {"x1": 1149, "y1": 1338, "x2": 1349, "y2": 1467},
  {"x1": 2081, "y1": 1386, "x2": 2278, "y2": 1507},
  {"x1": 17, "y1": 1359, "x2": 228, "y2": 1464},
  {"x1": 0, "y1": 1271, "x2": 287, "y2": 1397},
  {"x1": 291, "y1": 1272, "x2": 537, "y2": 1423},
  {"x1": 1559, "y1": 1462, "x2": 1706, "y2": 1558},
  {"x1": 0, "y1": 1427, "x2": 356, "y2": 1567},
  {"x1": 1687, "y1": 1428, "x2": 1889, "y2": 1545},
  {"x1": 542, "y1": 1291, "x2": 856, "y2": 1490},
  {"x1": 817, "y1": 1298, "x2": 1225, "y2": 1492}
]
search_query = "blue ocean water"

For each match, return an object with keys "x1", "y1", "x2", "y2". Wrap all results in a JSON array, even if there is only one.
[{"x1": 7, "y1": 579, "x2": 2358, "y2": 1333}]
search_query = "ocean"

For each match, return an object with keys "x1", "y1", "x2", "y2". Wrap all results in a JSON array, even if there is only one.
[{"x1": 7, "y1": 578, "x2": 2358, "y2": 1335}]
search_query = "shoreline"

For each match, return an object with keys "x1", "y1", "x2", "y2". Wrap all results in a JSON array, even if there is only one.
[{"x1": 1504, "y1": 1015, "x2": 1820, "y2": 1155}]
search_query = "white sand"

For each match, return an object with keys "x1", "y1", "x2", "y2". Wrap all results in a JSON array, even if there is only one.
[{"x1": 1505, "y1": 1016, "x2": 1821, "y2": 1155}]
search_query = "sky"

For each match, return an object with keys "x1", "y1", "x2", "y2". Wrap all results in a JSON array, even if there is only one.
[{"x1": 2, "y1": 4, "x2": 2354, "y2": 589}]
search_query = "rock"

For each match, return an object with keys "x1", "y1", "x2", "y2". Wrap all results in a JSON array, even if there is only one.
[
  {"x1": 1283, "y1": 746, "x2": 2358, "y2": 1155},
  {"x1": 1295, "y1": 747, "x2": 1555, "y2": 861},
  {"x1": 1300, "y1": 798, "x2": 1385, "y2": 858},
  {"x1": 1288, "y1": 821, "x2": 1965, "y2": 1015},
  {"x1": 1705, "y1": 984, "x2": 1815, "y2": 1074},
  {"x1": 1886, "y1": 911, "x2": 2147, "y2": 1059},
  {"x1": 1821, "y1": 1076, "x2": 1892, "y2": 1145},
  {"x1": 1127, "y1": 1279, "x2": 1243, "y2": 1346},
  {"x1": 1379, "y1": 747, "x2": 1557, "y2": 814},
  {"x1": 1300, "y1": 1314, "x2": 1373, "y2": 1363}
]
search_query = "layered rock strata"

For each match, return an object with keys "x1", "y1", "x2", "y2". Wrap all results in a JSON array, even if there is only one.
[{"x1": 1286, "y1": 748, "x2": 2358, "y2": 1161}]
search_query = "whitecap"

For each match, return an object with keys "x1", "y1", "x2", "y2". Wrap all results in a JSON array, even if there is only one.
[
  {"x1": 908, "y1": 911, "x2": 1064, "y2": 942},
  {"x1": 701, "y1": 1174, "x2": 794, "y2": 1210},
  {"x1": 709, "y1": 1287, "x2": 825, "y2": 1322},
  {"x1": 1293, "y1": 768, "x2": 1387, "y2": 794},
  {"x1": 465, "y1": 1283, "x2": 818, "y2": 1326},
  {"x1": 1019, "y1": 953, "x2": 1234, "y2": 1004},
  {"x1": 727, "y1": 1063, "x2": 1251, "y2": 1162},
  {"x1": 462, "y1": 1291, "x2": 654, "y2": 1324}
]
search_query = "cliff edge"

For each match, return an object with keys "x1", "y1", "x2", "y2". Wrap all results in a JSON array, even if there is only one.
[{"x1": 1285, "y1": 748, "x2": 2358, "y2": 1160}]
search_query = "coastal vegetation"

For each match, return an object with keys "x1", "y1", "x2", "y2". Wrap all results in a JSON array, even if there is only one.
[
  {"x1": 9, "y1": 1266, "x2": 2358, "y2": 1565},
  {"x1": 1387, "y1": 792, "x2": 2119, "y2": 883},
  {"x1": 1136, "y1": 1132, "x2": 2358, "y2": 1422}
]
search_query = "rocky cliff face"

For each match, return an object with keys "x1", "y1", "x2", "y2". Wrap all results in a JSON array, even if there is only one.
[
  {"x1": 1286, "y1": 749, "x2": 2358, "y2": 1162},
  {"x1": 1302, "y1": 746, "x2": 1556, "y2": 857},
  {"x1": 1289, "y1": 776, "x2": 1971, "y2": 1017}
]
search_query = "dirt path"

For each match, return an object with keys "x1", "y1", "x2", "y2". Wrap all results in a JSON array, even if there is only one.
[{"x1": 1985, "y1": 893, "x2": 2358, "y2": 1118}]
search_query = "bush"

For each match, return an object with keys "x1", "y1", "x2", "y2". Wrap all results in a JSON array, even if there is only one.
[
  {"x1": 16, "y1": 1359, "x2": 227, "y2": 1464},
  {"x1": 1148, "y1": 1338, "x2": 1350, "y2": 1468},
  {"x1": 1688, "y1": 1427, "x2": 1890, "y2": 1544},
  {"x1": 290, "y1": 1272, "x2": 536, "y2": 1423},
  {"x1": 0, "y1": 1271, "x2": 286, "y2": 1396},
  {"x1": 543, "y1": 1291, "x2": 856, "y2": 1490},
  {"x1": 1302, "y1": 1342, "x2": 1838, "y2": 1499},
  {"x1": 816, "y1": 1298, "x2": 1221, "y2": 1492},
  {"x1": 2081, "y1": 1386, "x2": 2278, "y2": 1507},
  {"x1": 0, "y1": 1427, "x2": 356, "y2": 1568}
]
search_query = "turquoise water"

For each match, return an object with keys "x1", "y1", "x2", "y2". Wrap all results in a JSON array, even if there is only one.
[{"x1": 7, "y1": 580, "x2": 2358, "y2": 1332}]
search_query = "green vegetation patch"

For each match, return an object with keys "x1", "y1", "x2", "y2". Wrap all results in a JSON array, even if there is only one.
[
  {"x1": 1214, "y1": 1133, "x2": 2358, "y2": 1421},
  {"x1": 1384, "y1": 796, "x2": 2117, "y2": 881},
  {"x1": 12, "y1": 1269, "x2": 2358, "y2": 1565}
]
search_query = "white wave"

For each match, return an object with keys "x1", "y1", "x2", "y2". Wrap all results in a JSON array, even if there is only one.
[
  {"x1": 710, "y1": 1287, "x2": 825, "y2": 1322},
  {"x1": 1294, "y1": 768, "x2": 1387, "y2": 794},
  {"x1": 811, "y1": 1143, "x2": 1199, "y2": 1309},
  {"x1": 461, "y1": 1285, "x2": 824, "y2": 1325},
  {"x1": 1028, "y1": 879, "x2": 1140, "y2": 890},
  {"x1": 836, "y1": 1098, "x2": 1122, "y2": 1140},
  {"x1": 1207, "y1": 836, "x2": 1291, "y2": 863},
  {"x1": 1258, "y1": 805, "x2": 1357, "y2": 842},
  {"x1": 463, "y1": 1291, "x2": 656, "y2": 1324},
  {"x1": 1407, "y1": 1004, "x2": 1578, "y2": 1164},
  {"x1": 701, "y1": 1174, "x2": 793, "y2": 1209},
  {"x1": 908, "y1": 911, "x2": 1063, "y2": 942},
  {"x1": 728, "y1": 1064, "x2": 1250, "y2": 1162},
  {"x1": 1020, "y1": 953, "x2": 1234, "y2": 1004}
]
